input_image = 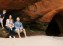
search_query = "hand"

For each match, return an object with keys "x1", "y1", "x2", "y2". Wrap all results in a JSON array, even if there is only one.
[{"x1": 20, "y1": 28, "x2": 23, "y2": 30}]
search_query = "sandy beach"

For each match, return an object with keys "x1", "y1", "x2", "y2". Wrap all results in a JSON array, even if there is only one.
[{"x1": 0, "y1": 36, "x2": 63, "y2": 46}]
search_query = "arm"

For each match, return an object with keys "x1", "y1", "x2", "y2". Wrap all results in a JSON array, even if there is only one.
[
  {"x1": 6, "y1": 19, "x2": 11, "y2": 27},
  {"x1": 20, "y1": 22, "x2": 24, "y2": 29},
  {"x1": 1, "y1": 18, "x2": 4, "y2": 28}
]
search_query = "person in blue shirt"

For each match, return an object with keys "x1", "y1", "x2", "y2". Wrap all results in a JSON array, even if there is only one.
[{"x1": 14, "y1": 17, "x2": 26, "y2": 38}]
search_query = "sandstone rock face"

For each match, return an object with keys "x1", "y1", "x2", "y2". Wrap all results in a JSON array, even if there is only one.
[
  {"x1": 0, "y1": 0, "x2": 63, "y2": 22},
  {"x1": 20, "y1": 0, "x2": 63, "y2": 31},
  {"x1": 0, "y1": 0, "x2": 63, "y2": 35},
  {"x1": 0, "y1": 0, "x2": 40, "y2": 9},
  {"x1": 22, "y1": 0, "x2": 63, "y2": 22}
]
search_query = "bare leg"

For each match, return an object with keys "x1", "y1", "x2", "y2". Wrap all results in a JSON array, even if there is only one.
[
  {"x1": 15, "y1": 29, "x2": 21, "y2": 38},
  {"x1": 1, "y1": 23, "x2": 4, "y2": 28},
  {"x1": 13, "y1": 36, "x2": 15, "y2": 38},
  {"x1": 9, "y1": 36, "x2": 12, "y2": 38},
  {"x1": 22, "y1": 29, "x2": 27, "y2": 37}
]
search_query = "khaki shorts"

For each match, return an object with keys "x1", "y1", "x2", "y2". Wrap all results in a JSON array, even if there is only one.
[{"x1": 15, "y1": 28, "x2": 25, "y2": 33}]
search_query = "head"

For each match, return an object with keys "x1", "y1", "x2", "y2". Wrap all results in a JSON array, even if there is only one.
[
  {"x1": 16, "y1": 17, "x2": 20, "y2": 22},
  {"x1": 9, "y1": 15, "x2": 12, "y2": 19},
  {"x1": 3, "y1": 10, "x2": 6, "y2": 14}
]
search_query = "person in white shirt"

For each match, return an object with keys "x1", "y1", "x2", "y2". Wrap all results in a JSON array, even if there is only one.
[{"x1": 5, "y1": 15, "x2": 15, "y2": 38}]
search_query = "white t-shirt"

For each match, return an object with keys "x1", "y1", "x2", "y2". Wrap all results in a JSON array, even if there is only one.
[{"x1": 6, "y1": 19, "x2": 14, "y2": 27}]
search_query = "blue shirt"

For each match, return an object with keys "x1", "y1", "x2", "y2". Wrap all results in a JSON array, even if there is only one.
[{"x1": 14, "y1": 21, "x2": 23, "y2": 29}]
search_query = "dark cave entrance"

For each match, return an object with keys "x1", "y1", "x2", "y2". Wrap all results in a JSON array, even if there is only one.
[
  {"x1": 46, "y1": 16, "x2": 60, "y2": 36},
  {"x1": 46, "y1": 11, "x2": 63, "y2": 36}
]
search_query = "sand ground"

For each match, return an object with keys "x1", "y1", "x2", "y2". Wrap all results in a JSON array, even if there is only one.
[{"x1": 0, "y1": 35, "x2": 63, "y2": 46}]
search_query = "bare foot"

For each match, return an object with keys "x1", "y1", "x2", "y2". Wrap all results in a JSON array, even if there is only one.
[
  {"x1": 9, "y1": 36, "x2": 12, "y2": 38},
  {"x1": 13, "y1": 36, "x2": 15, "y2": 38},
  {"x1": 19, "y1": 36, "x2": 21, "y2": 38}
]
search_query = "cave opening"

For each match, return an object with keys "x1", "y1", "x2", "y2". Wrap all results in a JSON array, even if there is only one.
[{"x1": 45, "y1": 11, "x2": 63, "y2": 36}]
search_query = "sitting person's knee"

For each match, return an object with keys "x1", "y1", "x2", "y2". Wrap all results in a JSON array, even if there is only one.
[{"x1": 15, "y1": 29, "x2": 19, "y2": 33}]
